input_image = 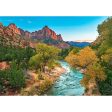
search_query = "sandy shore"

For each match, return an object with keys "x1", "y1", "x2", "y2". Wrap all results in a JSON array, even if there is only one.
[{"x1": 19, "y1": 66, "x2": 66, "y2": 95}]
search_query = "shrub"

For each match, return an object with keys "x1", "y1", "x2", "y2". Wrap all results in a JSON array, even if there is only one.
[{"x1": 8, "y1": 62, "x2": 25, "y2": 89}]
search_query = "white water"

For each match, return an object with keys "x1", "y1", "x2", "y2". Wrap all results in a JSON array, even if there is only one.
[{"x1": 47, "y1": 61, "x2": 85, "y2": 96}]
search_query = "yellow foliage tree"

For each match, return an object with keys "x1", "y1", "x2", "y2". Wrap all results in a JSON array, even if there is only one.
[
  {"x1": 66, "y1": 47, "x2": 98, "y2": 68},
  {"x1": 66, "y1": 46, "x2": 106, "y2": 88}
]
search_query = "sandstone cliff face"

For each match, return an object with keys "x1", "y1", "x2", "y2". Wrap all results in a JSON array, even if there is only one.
[
  {"x1": 57, "y1": 34, "x2": 63, "y2": 41},
  {"x1": 19, "y1": 25, "x2": 69, "y2": 48},
  {"x1": 2, "y1": 23, "x2": 21, "y2": 37},
  {"x1": 19, "y1": 28, "x2": 31, "y2": 39},
  {"x1": 8, "y1": 23, "x2": 21, "y2": 35},
  {"x1": 27, "y1": 26, "x2": 63, "y2": 41},
  {"x1": 0, "y1": 23, "x2": 69, "y2": 49},
  {"x1": 0, "y1": 23, "x2": 30, "y2": 48},
  {"x1": 19, "y1": 26, "x2": 63, "y2": 41}
]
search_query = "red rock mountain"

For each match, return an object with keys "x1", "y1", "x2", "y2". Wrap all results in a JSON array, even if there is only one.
[
  {"x1": 8, "y1": 23, "x2": 21, "y2": 35},
  {"x1": 0, "y1": 23, "x2": 69, "y2": 48},
  {"x1": 0, "y1": 23, "x2": 29, "y2": 47},
  {"x1": 19, "y1": 26, "x2": 63, "y2": 41}
]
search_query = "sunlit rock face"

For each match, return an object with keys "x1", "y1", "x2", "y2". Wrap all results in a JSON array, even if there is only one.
[
  {"x1": 19, "y1": 25, "x2": 69, "y2": 48},
  {"x1": 0, "y1": 23, "x2": 70, "y2": 49},
  {"x1": 30, "y1": 26, "x2": 63, "y2": 41},
  {"x1": 19, "y1": 26, "x2": 63, "y2": 41},
  {"x1": 8, "y1": 23, "x2": 21, "y2": 35},
  {"x1": 0, "y1": 23, "x2": 30, "y2": 48}
]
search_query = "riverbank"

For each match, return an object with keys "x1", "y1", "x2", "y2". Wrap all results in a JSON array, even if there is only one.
[
  {"x1": 0, "y1": 61, "x2": 85, "y2": 96},
  {"x1": 83, "y1": 79, "x2": 101, "y2": 96},
  {"x1": 0, "y1": 61, "x2": 66, "y2": 96},
  {"x1": 76, "y1": 68, "x2": 101, "y2": 96},
  {"x1": 19, "y1": 66, "x2": 66, "y2": 96}
]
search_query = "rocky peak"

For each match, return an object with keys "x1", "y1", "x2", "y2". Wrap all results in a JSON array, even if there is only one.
[
  {"x1": 57, "y1": 34, "x2": 63, "y2": 41},
  {"x1": 0, "y1": 22, "x2": 69, "y2": 48},
  {"x1": 8, "y1": 23, "x2": 21, "y2": 35},
  {"x1": 43, "y1": 25, "x2": 49, "y2": 29},
  {"x1": 38, "y1": 26, "x2": 62, "y2": 41},
  {"x1": 42, "y1": 26, "x2": 53, "y2": 33}
]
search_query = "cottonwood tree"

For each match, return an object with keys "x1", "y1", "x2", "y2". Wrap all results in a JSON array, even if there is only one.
[
  {"x1": 66, "y1": 47, "x2": 106, "y2": 88},
  {"x1": 29, "y1": 43, "x2": 60, "y2": 73}
]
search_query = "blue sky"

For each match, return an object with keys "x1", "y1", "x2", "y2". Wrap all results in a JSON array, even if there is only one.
[{"x1": 0, "y1": 16, "x2": 108, "y2": 41}]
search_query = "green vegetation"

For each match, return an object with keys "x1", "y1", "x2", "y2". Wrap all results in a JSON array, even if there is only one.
[
  {"x1": 0, "y1": 42, "x2": 62, "y2": 95},
  {"x1": 8, "y1": 62, "x2": 25, "y2": 89},
  {"x1": 94, "y1": 17, "x2": 112, "y2": 95},
  {"x1": 0, "y1": 44, "x2": 35, "y2": 94},
  {"x1": 1, "y1": 17, "x2": 112, "y2": 96},
  {"x1": 0, "y1": 45, "x2": 35, "y2": 67},
  {"x1": 65, "y1": 17, "x2": 112, "y2": 95},
  {"x1": 20, "y1": 76, "x2": 53, "y2": 96},
  {"x1": 0, "y1": 62, "x2": 25, "y2": 94},
  {"x1": 65, "y1": 47, "x2": 106, "y2": 89},
  {"x1": 59, "y1": 46, "x2": 80, "y2": 59},
  {"x1": 29, "y1": 43, "x2": 61, "y2": 73}
]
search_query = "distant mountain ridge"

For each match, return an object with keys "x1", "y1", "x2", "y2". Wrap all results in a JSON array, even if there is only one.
[{"x1": 66, "y1": 41, "x2": 91, "y2": 47}]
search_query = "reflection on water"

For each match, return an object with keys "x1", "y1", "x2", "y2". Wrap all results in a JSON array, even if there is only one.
[{"x1": 47, "y1": 61, "x2": 85, "y2": 96}]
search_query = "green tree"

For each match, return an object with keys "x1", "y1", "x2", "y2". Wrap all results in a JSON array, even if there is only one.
[
  {"x1": 93, "y1": 17, "x2": 112, "y2": 95},
  {"x1": 101, "y1": 48, "x2": 112, "y2": 67},
  {"x1": 0, "y1": 62, "x2": 25, "y2": 93},
  {"x1": 8, "y1": 62, "x2": 25, "y2": 89},
  {"x1": 29, "y1": 43, "x2": 60, "y2": 73},
  {"x1": 59, "y1": 46, "x2": 77, "y2": 59}
]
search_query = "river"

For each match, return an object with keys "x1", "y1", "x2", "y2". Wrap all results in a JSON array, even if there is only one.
[{"x1": 47, "y1": 61, "x2": 85, "y2": 96}]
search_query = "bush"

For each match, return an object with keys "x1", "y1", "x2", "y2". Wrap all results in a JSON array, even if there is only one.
[
  {"x1": 0, "y1": 70, "x2": 8, "y2": 93},
  {"x1": 98, "y1": 69, "x2": 112, "y2": 95},
  {"x1": 37, "y1": 78, "x2": 53, "y2": 95},
  {"x1": 0, "y1": 62, "x2": 25, "y2": 93},
  {"x1": 20, "y1": 86, "x2": 38, "y2": 96},
  {"x1": 8, "y1": 62, "x2": 25, "y2": 89}
]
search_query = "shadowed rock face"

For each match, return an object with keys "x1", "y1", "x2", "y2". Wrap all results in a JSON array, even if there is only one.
[
  {"x1": 19, "y1": 28, "x2": 31, "y2": 39},
  {"x1": 0, "y1": 23, "x2": 69, "y2": 49},
  {"x1": 57, "y1": 34, "x2": 63, "y2": 41}
]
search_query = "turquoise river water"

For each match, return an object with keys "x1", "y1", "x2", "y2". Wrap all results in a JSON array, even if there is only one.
[{"x1": 47, "y1": 61, "x2": 85, "y2": 96}]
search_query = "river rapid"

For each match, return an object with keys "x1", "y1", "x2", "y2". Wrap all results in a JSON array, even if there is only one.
[{"x1": 47, "y1": 61, "x2": 85, "y2": 96}]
